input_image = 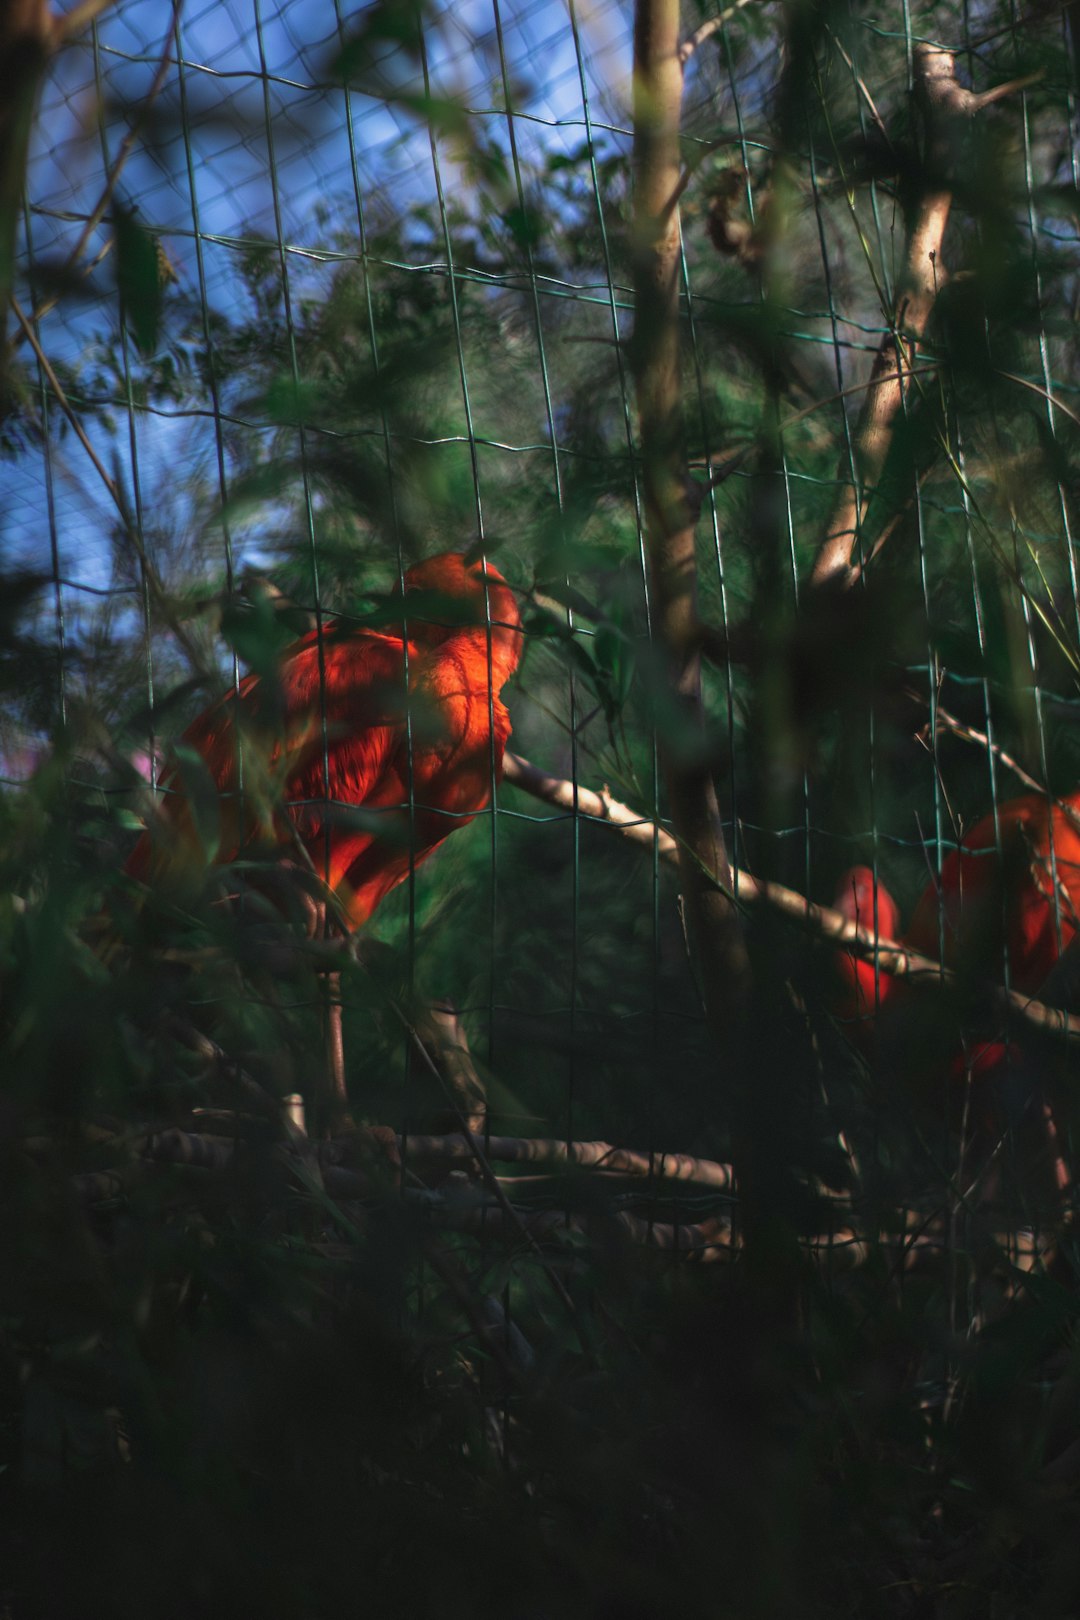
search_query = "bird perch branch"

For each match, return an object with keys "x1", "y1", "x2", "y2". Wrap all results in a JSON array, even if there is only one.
[{"x1": 502, "y1": 752, "x2": 1080, "y2": 1044}]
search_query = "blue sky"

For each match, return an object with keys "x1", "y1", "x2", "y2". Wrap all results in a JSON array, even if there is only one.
[{"x1": 6, "y1": 0, "x2": 635, "y2": 640}]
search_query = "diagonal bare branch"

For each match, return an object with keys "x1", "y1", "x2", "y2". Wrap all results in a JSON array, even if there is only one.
[
  {"x1": 502, "y1": 751, "x2": 1080, "y2": 1044},
  {"x1": 810, "y1": 45, "x2": 1037, "y2": 589}
]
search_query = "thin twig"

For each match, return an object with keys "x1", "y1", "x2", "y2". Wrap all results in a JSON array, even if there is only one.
[
  {"x1": 14, "y1": 0, "x2": 181, "y2": 351},
  {"x1": 825, "y1": 24, "x2": 892, "y2": 148},
  {"x1": 10, "y1": 292, "x2": 123, "y2": 508},
  {"x1": 911, "y1": 687, "x2": 1080, "y2": 889},
  {"x1": 403, "y1": 1010, "x2": 594, "y2": 1351},
  {"x1": 54, "y1": 0, "x2": 117, "y2": 43},
  {"x1": 12, "y1": 291, "x2": 213, "y2": 674},
  {"x1": 677, "y1": 0, "x2": 767, "y2": 64}
]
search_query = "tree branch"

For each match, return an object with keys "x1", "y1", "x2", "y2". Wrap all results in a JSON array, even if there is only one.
[
  {"x1": 397, "y1": 1132, "x2": 735, "y2": 1190},
  {"x1": 54, "y1": 0, "x2": 117, "y2": 42},
  {"x1": 677, "y1": 0, "x2": 766, "y2": 65},
  {"x1": 809, "y1": 44, "x2": 1037, "y2": 589},
  {"x1": 501, "y1": 751, "x2": 1080, "y2": 1044}
]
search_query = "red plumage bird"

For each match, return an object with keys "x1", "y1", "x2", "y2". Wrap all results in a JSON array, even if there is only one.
[
  {"x1": 831, "y1": 863, "x2": 902, "y2": 1033},
  {"x1": 903, "y1": 796, "x2": 1080, "y2": 995},
  {"x1": 832, "y1": 794, "x2": 1080, "y2": 1103},
  {"x1": 129, "y1": 551, "x2": 523, "y2": 932},
  {"x1": 833, "y1": 794, "x2": 1080, "y2": 1027},
  {"x1": 831, "y1": 797, "x2": 1080, "y2": 1196}
]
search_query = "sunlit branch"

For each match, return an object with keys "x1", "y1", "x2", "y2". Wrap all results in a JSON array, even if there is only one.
[
  {"x1": 502, "y1": 751, "x2": 1080, "y2": 1043},
  {"x1": 810, "y1": 46, "x2": 1039, "y2": 589}
]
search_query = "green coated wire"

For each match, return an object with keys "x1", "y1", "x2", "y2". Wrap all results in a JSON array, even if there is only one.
[
  {"x1": 416, "y1": 25, "x2": 506, "y2": 1100},
  {"x1": 19, "y1": 199, "x2": 68, "y2": 731},
  {"x1": 90, "y1": 16, "x2": 156, "y2": 792},
  {"x1": 171, "y1": 0, "x2": 249, "y2": 871},
  {"x1": 491, "y1": 0, "x2": 582, "y2": 1157},
  {"x1": 332, "y1": 0, "x2": 420, "y2": 1166},
  {"x1": 566, "y1": 0, "x2": 662, "y2": 1163},
  {"x1": 22, "y1": 0, "x2": 1080, "y2": 1263}
]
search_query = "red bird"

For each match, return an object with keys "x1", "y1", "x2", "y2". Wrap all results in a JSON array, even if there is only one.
[
  {"x1": 832, "y1": 794, "x2": 1080, "y2": 1063},
  {"x1": 831, "y1": 797, "x2": 1080, "y2": 1197},
  {"x1": 831, "y1": 863, "x2": 902, "y2": 1033},
  {"x1": 903, "y1": 796, "x2": 1080, "y2": 994},
  {"x1": 129, "y1": 551, "x2": 523, "y2": 932}
]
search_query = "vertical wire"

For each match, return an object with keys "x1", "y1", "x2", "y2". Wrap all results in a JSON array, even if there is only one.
[
  {"x1": 174, "y1": 6, "x2": 239, "y2": 751},
  {"x1": 852, "y1": 24, "x2": 899, "y2": 1012},
  {"x1": 846, "y1": 19, "x2": 892, "y2": 297},
  {"x1": 809, "y1": 89, "x2": 891, "y2": 1023},
  {"x1": 678, "y1": 225, "x2": 735, "y2": 1210},
  {"x1": 1014, "y1": 53, "x2": 1069, "y2": 953},
  {"x1": 252, "y1": 0, "x2": 333, "y2": 1100},
  {"x1": 416, "y1": 26, "x2": 500, "y2": 1083},
  {"x1": 1006, "y1": 7, "x2": 1070, "y2": 1247},
  {"x1": 487, "y1": 0, "x2": 559, "y2": 1396},
  {"x1": 806, "y1": 122, "x2": 867, "y2": 965},
  {"x1": 18, "y1": 201, "x2": 67, "y2": 731},
  {"x1": 566, "y1": 0, "x2": 660, "y2": 1164},
  {"x1": 680, "y1": 231, "x2": 737, "y2": 887},
  {"x1": 721, "y1": 29, "x2": 753, "y2": 895},
  {"x1": 333, "y1": 0, "x2": 413, "y2": 1173},
  {"x1": 491, "y1": 0, "x2": 579, "y2": 1162},
  {"x1": 808, "y1": 126, "x2": 861, "y2": 528},
  {"x1": 946, "y1": 12, "x2": 1000, "y2": 1315},
  {"x1": 252, "y1": 0, "x2": 327, "y2": 800},
  {"x1": 90, "y1": 17, "x2": 155, "y2": 792},
  {"x1": 898, "y1": 0, "x2": 936, "y2": 1273}
]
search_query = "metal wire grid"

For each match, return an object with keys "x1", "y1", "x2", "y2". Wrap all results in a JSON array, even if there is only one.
[{"x1": 8, "y1": 0, "x2": 1080, "y2": 1184}]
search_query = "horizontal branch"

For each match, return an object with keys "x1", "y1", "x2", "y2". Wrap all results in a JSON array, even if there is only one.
[
  {"x1": 65, "y1": 1124, "x2": 1061, "y2": 1280},
  {"x1": 396, "y1": 1132, "x2": 735, "y2": 1190},
  {"x1": 71, "y1": 1119, "x2": 735, "y2": 1203}
]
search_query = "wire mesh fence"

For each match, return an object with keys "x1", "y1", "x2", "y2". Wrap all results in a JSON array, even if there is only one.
[
  {"x1": 5, "y1": 0, "x2": 1080, "y2": 1609},
  {"x1": 7, "y1": 0, "x2": 1080, "y2": 1256}
]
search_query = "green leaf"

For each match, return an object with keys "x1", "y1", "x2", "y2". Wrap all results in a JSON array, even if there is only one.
[
  {"x1": 330, "y1": 0, "x2": 428, "y2": 76},
  {"x1": 502, "y1": 203, "x2": 542, "y2": 251},
  {"x1": 113, "y1": 202, "x2": 162, "y2": 356},
  {"x1": 594, "y1": 621, "x2": 634, "y2": 713},
  {"x1": 396, "y1": 92, "x2": 469, "y2": 139},
  {"x1": 172, "y1": 742, "x2": 222, "y2": 865}
]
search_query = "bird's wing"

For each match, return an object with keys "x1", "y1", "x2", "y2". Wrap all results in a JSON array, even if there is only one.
[
  {"x1": 903, "y1": 797, "x2": 1075, "y2": 989},
  {"x1": 319, "y1": 637, "x2": 514, "y2": 928},
  {"x1": 134, "y1": 628, "x2": 409, "y2": 878},
  {"x1": 257, "y1": 629, "x2": 484, "y2": 924}
]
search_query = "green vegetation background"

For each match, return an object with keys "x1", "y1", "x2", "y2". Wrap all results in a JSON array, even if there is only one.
[{"x1": 3, "y1": 0, "x2": 1080, "y2": 1613}]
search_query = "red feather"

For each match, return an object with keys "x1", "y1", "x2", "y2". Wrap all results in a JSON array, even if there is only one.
[
  {"x1": 129, "y1": 552, "x2": 523, "y2": 930},
  {"x1": 831, "y1": 794, "x2": 1080, "y2": 1057},
  {"x1": 904, "y1": 796, "x2": 1080, "y2": 993},
  {"x1": 831, "y1": 864, "x2": 902, "y2": 1035}
]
